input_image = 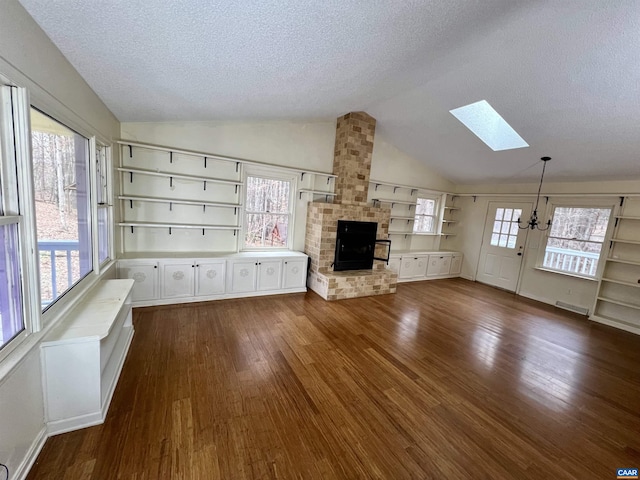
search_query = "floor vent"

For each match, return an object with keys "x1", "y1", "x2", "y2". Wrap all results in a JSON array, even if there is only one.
[{"x1": 555, "y1": 301, "x2": 589, "y2": 316}]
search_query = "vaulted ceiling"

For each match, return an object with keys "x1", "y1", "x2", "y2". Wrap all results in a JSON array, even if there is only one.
[{"x1": 17, "y1": 0, "x2": 640, "y2": 184}]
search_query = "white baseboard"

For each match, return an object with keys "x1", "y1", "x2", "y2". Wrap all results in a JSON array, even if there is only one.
[
  {"x1": 589, "y1": 315, "x2": 640, "y2": 335},
  {"x1": 14, "y1": 427, "x2": 47, "y2": 480}
]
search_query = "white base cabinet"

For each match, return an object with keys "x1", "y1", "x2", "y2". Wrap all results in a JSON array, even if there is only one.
[
  {"x1": 41, "y1": 279, "x2": 135, "y2": 435},
  {"x1": 389, "y1": 251, "x2": 463, "y2": 282},
  {"x1": 118, "y1": 251, "x2": 307, "y2": 306}
]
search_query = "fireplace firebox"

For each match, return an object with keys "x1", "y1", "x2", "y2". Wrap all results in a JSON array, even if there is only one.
[{"x1": 334, "y1": 220, "x2": 377, "y2": 271}]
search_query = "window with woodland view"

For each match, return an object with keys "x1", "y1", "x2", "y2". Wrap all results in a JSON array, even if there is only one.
[
  {"x1": 31, "y1": 108, "x2": 92, "y2": 309},
  {"x1": 413, "y1": 197, "x2": 438, "y2": 234},
  {"x1": 543, "y1": 207, "x2": 611, "y2": 277},
  {"x1": 244, "y1": 175, "x2": 292, "y2": 248}
]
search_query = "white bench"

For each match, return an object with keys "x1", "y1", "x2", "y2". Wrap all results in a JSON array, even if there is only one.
[{"x1": 41, "y1": 279, "x2": 135, "y2": 435}]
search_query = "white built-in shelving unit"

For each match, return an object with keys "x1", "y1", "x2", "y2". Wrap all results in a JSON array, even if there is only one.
[
  {"x1": 117, "y1": 140, "x2": 336, "y2": 254},
  {"x1": 591, "y1": 197, "x2": 640, "y2": 334},
  {"x1": 440, "y1": 194, "x2": 460, "y2": 239}
]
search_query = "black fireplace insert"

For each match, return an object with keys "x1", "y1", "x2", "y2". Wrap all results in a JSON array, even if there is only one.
[{"x1": 334, "y1": 220, "x2": 377, "y2": 271}]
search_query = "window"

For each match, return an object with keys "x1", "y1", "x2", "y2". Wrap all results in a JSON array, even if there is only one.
[
  {"x1": 542, "y1": 207, "x2": 612, "y2": 277},
  {"x1": 490, "y1": 207, "x2": 523, "y2": 249},
  {"x1": 95, "y1": 144, "x2": 111, "y2": 265},
  {"x1": 0, "y1": 84, "x2": 26, "y2": 352},
  {"x1": 31, "y1": 108, "x2": 92, "y2": 309},
  {"x1": 244, "y1": 173, "x2": 292, "y2": 248},
  {"x1": 413, "y1": 197, "x2": 439, "y2": 234}
]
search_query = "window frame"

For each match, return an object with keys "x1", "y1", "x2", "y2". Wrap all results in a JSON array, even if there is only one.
[
  {"x1": 92, "y1": 141, "x2": 113, "y2": 268},
  {"x1": 412, "y1": 195, "x2": 440, "y2": 235},
  {"x1": 30, "y1": 107, "x2": 94, "y2": 313},
  {"x1": 537, "y1": 201, "x2": 616, "y2": 280},
  {"x1": 242, "y1": 166, "x2": 296, "y2": 251}
]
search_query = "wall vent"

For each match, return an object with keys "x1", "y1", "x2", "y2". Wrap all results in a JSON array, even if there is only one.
[{"x1": 555, "y1": 301, "x2": 589, "y2": 316}]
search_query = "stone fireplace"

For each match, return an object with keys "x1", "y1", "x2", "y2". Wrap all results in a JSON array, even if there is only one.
[{"x1": 304, "y1": 112, "x2": 398, "y2": 300}]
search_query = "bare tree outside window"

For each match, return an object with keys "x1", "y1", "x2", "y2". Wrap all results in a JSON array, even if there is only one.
[
  {"x1": 543, "y1": 207, "x2": 611, "y2": 277},
  {"x1": 413, "y1": 197, "x2": 438, "y2": 234},
  {"x1": 31, "y1": 108, "x2": 92, "y2": 308},
  {"x1": 244, "y1": 175, "x2": 291, "y2": 248}
]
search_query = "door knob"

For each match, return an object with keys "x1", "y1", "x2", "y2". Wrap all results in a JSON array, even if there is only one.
[{"x1": 517, "y1": 252, "x2": 522, "y2": 256}]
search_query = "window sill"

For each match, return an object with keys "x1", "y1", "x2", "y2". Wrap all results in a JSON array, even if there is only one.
[{"x1": 533, "y1": 267, "x2": 599, "y2": 282}]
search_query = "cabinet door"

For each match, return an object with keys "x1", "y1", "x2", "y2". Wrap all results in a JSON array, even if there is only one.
[
  {"x1": 399, "y1": 256, "x2": 417, "y2": 278},
  {"x1": 426, "y1": 255, "x2": 442, "y2": 276},
  {"x1": 450, "y1": 254, "x2": 463, "y2": 275},
  {"x1": 415, "y1": 256, "x2": 429, "y2": 277},
  {"x1": 283, "y1": 258, "x2": 307, "y2": 289},
  {"x1": 439, "y1": 255, "x2": 452, "y2": 275},
  {"x1": 117, "y1": 262, "x2": 158, "y2": 301},
  {"x1": 229, "y1": 260, "x2": 257, "y2": 293},
  {"x1": 161, "y1": 262, "x2": 195, "y2": 298},
  {"x1": 387, "y1": 257, "x2": 401, "y2": 274},
  {"x1": 195, "y1": 260, "x2": 226, "y2": 296},
  {"x1": 257, "y1": 259, "x2": 283, "y2": 291}
]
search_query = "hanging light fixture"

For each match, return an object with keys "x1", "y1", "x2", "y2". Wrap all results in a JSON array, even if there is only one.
[{"x1": 518, "y1": 156, "x2": 552, "y2": 230}]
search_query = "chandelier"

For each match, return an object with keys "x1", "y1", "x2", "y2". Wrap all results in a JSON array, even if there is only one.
[{"x1": 518, "y1": 157, "x2": 552, "y2": 230}]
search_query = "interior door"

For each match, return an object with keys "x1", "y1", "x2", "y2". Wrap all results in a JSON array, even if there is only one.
[{"x1": 476, "y1": 202, "x2": 532, "y2": 291}]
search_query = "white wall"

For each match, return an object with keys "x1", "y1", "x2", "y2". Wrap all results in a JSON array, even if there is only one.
[
  {"x1": 452, "y1": 179, "x2": 640, "y2": 314},
  {"x1": 120, "y1": 121, "x2": 456, "y2": 252},
  {"x1": 0, "y1": 1, "x2": 120, "y2": 477}
]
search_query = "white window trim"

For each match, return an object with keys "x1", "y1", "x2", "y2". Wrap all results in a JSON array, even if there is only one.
[
  {"x1": 241, "y1": 166, "x2": 297, "y2": 251},
  {"x1": 536, "y1": 200, "x2": 617, "y2": 280}
]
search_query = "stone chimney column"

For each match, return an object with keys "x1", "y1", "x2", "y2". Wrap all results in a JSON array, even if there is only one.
[{"x1": 332, "y1": 112, "x2": 376, "y2": 205}]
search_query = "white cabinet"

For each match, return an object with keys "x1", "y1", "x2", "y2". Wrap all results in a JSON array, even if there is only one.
[
  {"x1": 117, "y1": 260, "x2": 158, "y2": 302},
  {"x1": 229, "y1": 260, "x2": 258, "y2": 293},
  {"x1": 392, "y1": 251, "x2": 463, "y2": 282},
  {"x1": 283, "y1": 258, "x2": 307, "y2": 289},
  {"x1": 195, "y1": 260, "x2": 226, "y2": 296},
  {"x1": 427, "y1": 254, "x2": 452, "y2": 277},
  {"x1": 229, "y1": 258, "x2": 283, "y2": 293},
  {"x1": 450, "y1": 253, "x2": 463, "y2": 275},
  {"x1": 118, "y1": 252, "x2": 307, "y2": 306},
  {"x1": 41, "y1": 280, "x2": 134, "y2": 435},
  {"x1": 161, "y1": 261, "x2": 195, "y2": 299},
  {"x1": 399, "y1": 255, "x2": 428, "y2": 279},
  {"x1": 257, "y1": 259, "x2": 283, "y2": 291},
  {"x1": 387, "y1": 256, "x2": 401, "y2": 275}
]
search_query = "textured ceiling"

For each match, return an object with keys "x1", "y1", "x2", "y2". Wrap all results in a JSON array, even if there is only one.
[{"x1": 17, "y1": 0, "x2": 640, "y2": 184}]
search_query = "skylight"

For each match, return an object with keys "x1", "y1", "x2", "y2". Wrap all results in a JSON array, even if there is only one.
[{"x1": 450, "y1": 100, "x2": 529, "y2": 151}]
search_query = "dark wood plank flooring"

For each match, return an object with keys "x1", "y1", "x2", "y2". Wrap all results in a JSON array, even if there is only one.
[{"x1": 27, "y1": 279, "x2": 640, "y2": 479}]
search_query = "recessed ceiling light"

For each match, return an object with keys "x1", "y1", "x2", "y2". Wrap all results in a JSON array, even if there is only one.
[{"x1": 450, "y1": 100, "x2": 529, "y2": 151}]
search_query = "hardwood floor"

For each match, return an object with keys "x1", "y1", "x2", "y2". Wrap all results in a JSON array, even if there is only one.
[{"x1": 28, "y1": 279, "x2": 640, "y2": 479}]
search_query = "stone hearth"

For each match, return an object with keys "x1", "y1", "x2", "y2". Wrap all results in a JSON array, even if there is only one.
[{"x1": 304, "y1": 112, "x2": 398, "y2": 301}]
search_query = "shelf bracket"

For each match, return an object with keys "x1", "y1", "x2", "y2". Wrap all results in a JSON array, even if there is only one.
[
  {"x1": 233, "y1": 230, "x2": 236, "y2": 236},
  {"x1": 169, "y1": 152, "x2": 173, "y2": 163},
  {"x1": 325, "y1": 194, "x2": 330, "y2": 202},
  {"x1": 169, "y1": 227, "x2": 172, "y2": 235},
  {"x1": 203, "y1": 180, "x2": 207, "y2": 191},
  {"x1": 202, "y1": 229, "x2": 205, "y2": 235},
  {"x1": 236, "y1": 162, "x2": 240, "y2": 173},
  {"x1": 130, "y1": 226, "x2": 134, "y2": 234},
  {"x1": 169, "y1": 176, "x2": 173, "y2": 188},
  {"x1": 411, "y1": 189, "x2": 417, "y2": 196},
  {"x1": 473, "y1": 195, "x2": 477, "y2": 203},
  {"x1": 235, "y1": 185, "x2": 239, "y2": 194},
  {"x1": 299, "y1": 191, "x2": 304, "y2": 200},
  {"x1": 545, "y1": 196, "x2": 549, "y2": 204},
  {"x1": 615, "y1": 217, "x2": 619, "y2": 227},
  {"x1": 204, "y1": 156, "x2": 207, "y2": 168},
  {"x1": 234, "y1": 207, "x2": 238, "y2": 215},
  {"x1": 301, "y1": 172, "x2": 306, "y2": 181},
  {"x1": 327, "y1": 177, "x2": 331, "y2": 185},
  {"x1": 203, "y1": 204, "x2": 206, "y2": 212},
  {"x1": 129, "y1": 199, "x2": 133, "y2": 209},
  {"x1": 128, "y1": 145, "x2": 133, "y2": 158},
  {"x1": 375, "y1": 184, "x2": 380, "y2": 191},
  {"x1": 169, "y1": 202, "x2": 172, "y2": 211},
  {"x1": 130, "y1": 172, "x2": 133, "y2": 183},
  {"x1": 394, "y1": 187, "x2": 399, "y2": 194},
  {"x1": 620, "y1": 196, "x2": 625, "y2": 207}
]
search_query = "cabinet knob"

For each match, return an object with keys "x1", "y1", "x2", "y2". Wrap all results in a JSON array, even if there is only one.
[
  {"x1": 154, "y1": 265, "x2": 157, "y2": 268},
  {"x1": 285, "y1": 261, "x2": 288, "y2": 264}
]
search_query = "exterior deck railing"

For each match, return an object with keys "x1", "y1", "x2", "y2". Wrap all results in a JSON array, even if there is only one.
[
  {"x1": 38, "y1": 240, "x2": 79, "y2": 301},
  {"x1": 543, "y1": 246, "x2": 600, "y2": 277}
]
